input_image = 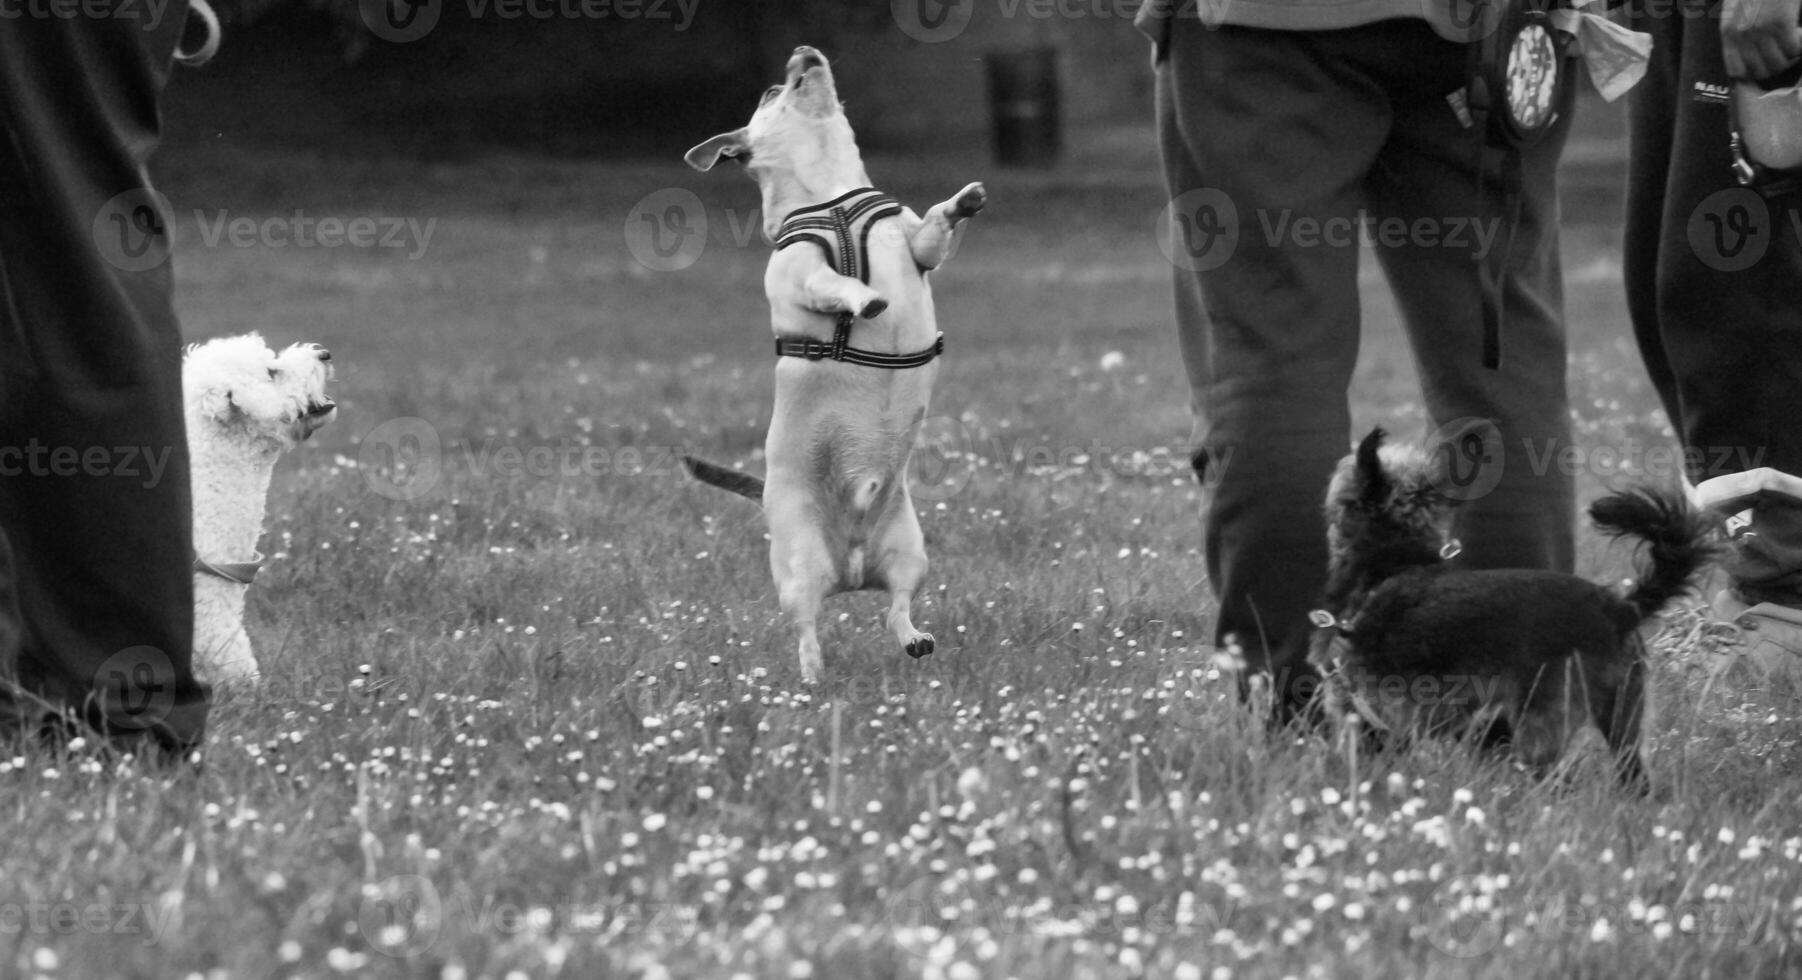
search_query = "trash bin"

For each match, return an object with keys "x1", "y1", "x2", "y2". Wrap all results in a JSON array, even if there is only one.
[{"x1": 985, "y1": 47, "x2": 1060, "y2": 167}]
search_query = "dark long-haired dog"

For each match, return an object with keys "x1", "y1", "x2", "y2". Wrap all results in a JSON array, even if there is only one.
[{"x1": 1308, "y1": 428, "x2": 1718, "y2": 792}]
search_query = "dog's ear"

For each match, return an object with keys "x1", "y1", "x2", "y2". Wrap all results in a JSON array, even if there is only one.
[
  {"x1": 1354, "y1": 427, "x2": 1390, "y2": 506},
  {"x1": 684, "y1": 129, "x2": 749, "y2": 171}
]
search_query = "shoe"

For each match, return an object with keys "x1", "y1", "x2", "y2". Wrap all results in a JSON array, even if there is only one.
[{"x1": 1711, "y1": 588, "x2": 1802, "y2": 687}]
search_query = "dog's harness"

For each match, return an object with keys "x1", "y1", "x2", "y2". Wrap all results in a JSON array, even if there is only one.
[
  {"x1": 773, "y1": 187, "x2": 944, "y2": 370},
  {"x1": 194, "y1": 554, "x2": 263, "y2": 585}
]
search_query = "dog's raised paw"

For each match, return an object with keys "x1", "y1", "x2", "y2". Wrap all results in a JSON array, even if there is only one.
[
  {"x1": 860, "y1": 297, "x2": 890, "y2": 319},
  {"x1": 904, "y1": 633, "x2": 935, "y2": 659},
  {"x1": 951, "y1": 183, "x2": 987, "y2": 219}
]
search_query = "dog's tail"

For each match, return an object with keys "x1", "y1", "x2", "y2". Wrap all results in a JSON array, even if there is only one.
[
  {"x1": 682, "y1": 455, "x2": 764, "y2": 504},
  {"x1": 1589, "y1": 486, "x2": 1718, "y2": 619}
]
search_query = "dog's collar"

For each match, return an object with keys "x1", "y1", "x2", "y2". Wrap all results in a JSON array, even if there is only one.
[
  {"x1": 773, "y1": 187, "x2": 944, "y2": 371},
  {"x1": 774, "y1": 187, "x2": 904, "y2": 285},
  {"x1": 194, "y1": 553, "x2": 264, "y2": 585}
]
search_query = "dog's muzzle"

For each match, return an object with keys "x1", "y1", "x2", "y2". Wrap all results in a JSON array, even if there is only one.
[{"x1": 296, "y1": 400, "x2": 337, "y2": 439}]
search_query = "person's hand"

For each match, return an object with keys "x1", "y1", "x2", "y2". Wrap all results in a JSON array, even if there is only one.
[{"x1": 1722, "y1": 0, "x2": 1802, "y2": 81}]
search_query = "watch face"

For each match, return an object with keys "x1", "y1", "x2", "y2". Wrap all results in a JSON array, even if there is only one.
[{"x1": 1505, "y1": 23, "x2": 1559, "y2": 131}]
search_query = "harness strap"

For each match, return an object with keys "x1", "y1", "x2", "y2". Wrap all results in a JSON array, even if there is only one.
[
  {"x1": 774, "y1": 327, "x2": 945, "y2": 368},
  {"x1": 772, "y1": 187, "x2": 944, "y2": 371},
  {"x1": 774, "y1": 187, "x2": 904, "y2": 285}
]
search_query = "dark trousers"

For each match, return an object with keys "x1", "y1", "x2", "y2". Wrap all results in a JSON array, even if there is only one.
[
  {"x1": 1625, "y1": 0, "x2": 1802, "y2": 602},
  {"x1": 1154, "y1": 17, "x2": 1576, "y2": 711},
  {"x1": 0, "y1": 11, "x2": 209, "y2": 753}
]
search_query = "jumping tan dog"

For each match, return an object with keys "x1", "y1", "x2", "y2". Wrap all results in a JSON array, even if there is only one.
[{"x1": 681, "y1": 46, "x2": 985, "y2": 684}]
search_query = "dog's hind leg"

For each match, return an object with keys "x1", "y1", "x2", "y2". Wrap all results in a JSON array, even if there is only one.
[
  {"x1": 777, "y1": 570, "x2": 831, "y2": 685},
  {"x1": 875, "y1": 505, "x2": 934, "y2": 659},
  {"x1": 908, "y1": 182, "x2": 986, "y2": 270},
  {"x1": 770, "y1": 512, "x2": 837, "y2": 684},
  {"x1": 1583, "y1": 643, "x2": 1653, "y2": 794},
  {"x1": 1510, "y1": 661, "x2": 1578, "y2": 780}
]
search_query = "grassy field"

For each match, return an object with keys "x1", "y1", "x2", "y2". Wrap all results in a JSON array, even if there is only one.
[{"x1": 3, "y1": 133, "x2": 1800, "y2": 980}]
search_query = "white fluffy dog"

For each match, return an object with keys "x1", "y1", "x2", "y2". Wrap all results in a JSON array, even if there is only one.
[{"x1": 183, "y1": 334, "x2": 336, "y2": 685}]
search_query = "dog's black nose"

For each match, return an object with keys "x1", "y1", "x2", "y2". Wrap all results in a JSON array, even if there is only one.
[
  {"x1": 792, "y1": 47, "x2": 824, "y2": 70},
  {"x1": 317, "y1": 349, "x2": 331, "y2": 361}
]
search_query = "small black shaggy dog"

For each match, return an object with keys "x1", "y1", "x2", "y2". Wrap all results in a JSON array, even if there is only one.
[{"x1": 1308, "y1": 428, "x2": 1718, "y2": 792}]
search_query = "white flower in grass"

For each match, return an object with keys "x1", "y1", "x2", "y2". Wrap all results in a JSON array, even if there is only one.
[{"x1": 326, "y1": 948, "x2": 368, "y2": 972}]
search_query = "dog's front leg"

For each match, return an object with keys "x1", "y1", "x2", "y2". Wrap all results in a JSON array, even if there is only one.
[
  {"x1": 803, "y1": 265, "x2": 889, "y2": 320},
  {"x1": 908, "y1": 182, "x2": 986, "y2": 271}
]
